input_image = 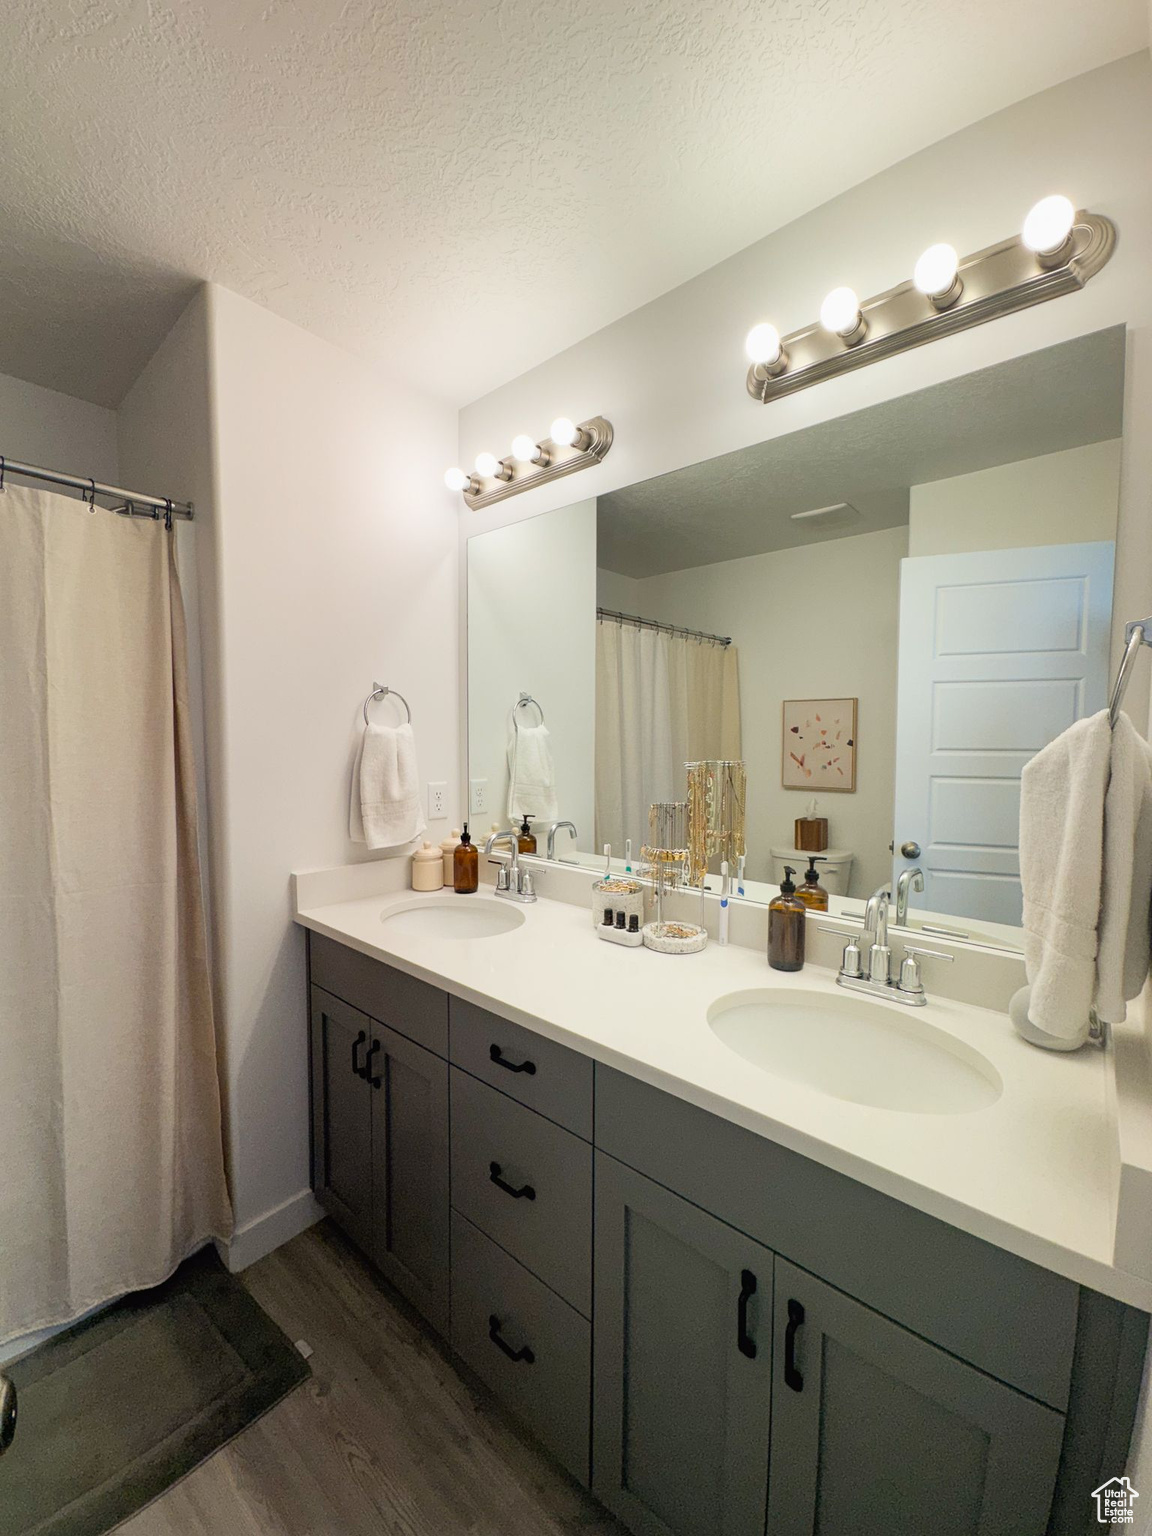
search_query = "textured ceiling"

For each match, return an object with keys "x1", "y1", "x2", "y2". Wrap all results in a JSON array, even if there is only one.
[
  {"x1": 0, "y1": 2, "x2": 1144, "y2": 407},
  {"x1": 598, "y1": 328, "x2": 1126, "y2": 576}
]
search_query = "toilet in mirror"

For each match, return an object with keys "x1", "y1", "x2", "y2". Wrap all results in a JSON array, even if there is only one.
[{"x1": 467, "y1": 327, "x2": 1127, "y2": 952}]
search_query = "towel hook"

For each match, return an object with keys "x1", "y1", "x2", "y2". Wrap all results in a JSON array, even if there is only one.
[
  {"x1": 514, "y1": 692, "x2": 545, "y2": 726},
  {"x1": 363, "y1": 683, "x2": 412, "y2": 727}
]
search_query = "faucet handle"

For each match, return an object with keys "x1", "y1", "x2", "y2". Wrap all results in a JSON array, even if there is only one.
[
  {"x1": 898, "y1": 944, "x2": 953, "y2": 996},
  {"x1": 817, "y1": 925, "x2": 862, "y2": 979},
  {"x1": 518, "y1": 866, "x2": 535, "y2": 898}
]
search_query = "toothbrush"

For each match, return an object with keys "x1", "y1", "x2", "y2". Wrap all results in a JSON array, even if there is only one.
[
  {"x1": 719, "y1": 860, "x2": 730, "y2": 946},
  {"x1": 737, "y1": 854, "x2": 745, "y2": 898},
  {"x1": 602, "y1": 843, "x2": 611, "y2": 881},
  {"x1": 625, "y1": 839, "x2": 632, "y2": 874}
]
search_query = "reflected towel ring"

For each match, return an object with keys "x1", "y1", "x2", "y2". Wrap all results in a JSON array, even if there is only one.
[
  {"x1": 515, "y1": 692, "x2": 545, "y2": 726},
  {"x1": 363, "y1": 684, "x2": 412, "y2": 727}
]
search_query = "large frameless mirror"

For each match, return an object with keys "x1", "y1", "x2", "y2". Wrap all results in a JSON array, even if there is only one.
[{"x1": 466, "y1": 327, "x2": 1125, "y2": 951}]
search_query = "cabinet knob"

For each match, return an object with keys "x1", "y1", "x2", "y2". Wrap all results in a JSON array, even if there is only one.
[
  {"x1": 784, "y1": 1298, "x2": 805, "y2": 1392},
  {"x1": 488, "y1": 1315, "x2": 535, "y2": 1364}
]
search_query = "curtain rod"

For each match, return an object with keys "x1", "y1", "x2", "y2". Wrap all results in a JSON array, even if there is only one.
[
  {"x1": 597, "y1": 606, "x2": 731, "y2": 647},
  {"x1": 0, "y1": 454, "x2": 193, "y2": 520}
]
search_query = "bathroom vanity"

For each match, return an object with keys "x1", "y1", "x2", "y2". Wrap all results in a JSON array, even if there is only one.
[{"x1": 297, "y1": 880, "x2": 1150, "y2": 1536}]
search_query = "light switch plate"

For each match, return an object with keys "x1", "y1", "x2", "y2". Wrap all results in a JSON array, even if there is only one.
[{"x1": 428, "y1": 781, "x2": 447, "y2": 819}]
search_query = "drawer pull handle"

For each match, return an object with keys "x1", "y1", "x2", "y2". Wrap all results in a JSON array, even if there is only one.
[
  {"x1": 488, "y1": 1315, "x2": 535, "y2": 1364},
  {"x1": 351, "y1": 1029, "x2": 367, "y2": 1079},
  {"x1": 737, "y1": 1268, "x2": 757, "y2": 1359},
  {"x1": 489, "y1": 1043, "x2": 536, "y2": 1075},
  {"x1": 366, "y1": 1039, "x2": 382, "y2": 1089},
  {"x1": 784, "y1": 1297, "x2": 805, "y2": 1392},
  {"x1": 489, "y1": 1161, "x2": 536, "y2": 1200}
]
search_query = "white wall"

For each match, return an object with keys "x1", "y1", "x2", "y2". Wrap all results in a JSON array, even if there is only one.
[
  {"x1": 458, "y1": 52, "x2": 1152, "y2": 1483},
  {"x1": 597, "y1": 568, "x2": 643, "y2": 613},
  {"x1": 123, "y1": 283, "x2": 459, "y2": 1268},
  {"x1": 908, "y1": 439, "x2": 1122, "y2": 556},
  {"x1": 0, "y1": 367, "x2": 118, "y2": 482},
  {"x1": 201, "y1": 285, "x2": 458, "y2": 1263},
  {"x1": 621, "y1": 526, "x2": 907, "y2": 897},
  {"x1": 468, "y1": 499, "x2": 596, "y2": 840}
]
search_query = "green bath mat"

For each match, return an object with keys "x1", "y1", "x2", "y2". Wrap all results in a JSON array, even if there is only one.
[{"x1": 0, "y1": 1248, "x2": 309, "y2": 1535}]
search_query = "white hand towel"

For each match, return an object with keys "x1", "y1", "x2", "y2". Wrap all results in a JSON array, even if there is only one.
[
  {"x1": 1020, "y1": 710, "x2": 1111, "y2": 1039},
  {"x1": 351, "y1": 721, "x2": 427, "y2": 851},
  {"x1": 1095, "y1": 712, "x2": 1152, "y2": 1023},
  {"x1": 507, "y1": 721, "x2": 558, "y2": 822}
]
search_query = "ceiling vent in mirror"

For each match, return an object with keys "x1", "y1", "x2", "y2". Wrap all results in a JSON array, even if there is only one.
[
  {"x1": 444, "y1": 416, "x2": 614, "y2": 508},
  {"x1": 789, "y1": 501, "x2": 861, "y2": 528},
  {"x1": 745, "y1": 198, "x2": 1115, "y2": 404}
]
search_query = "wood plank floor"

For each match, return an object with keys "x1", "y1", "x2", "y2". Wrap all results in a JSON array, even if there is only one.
[{"x1": 120, "y1": 1220, "x2": 622, "y2": 1536}]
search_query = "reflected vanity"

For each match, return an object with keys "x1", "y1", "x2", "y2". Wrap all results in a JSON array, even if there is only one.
[{"x1": 466, "y1": 326, "x2": 1126, "y2": 956}]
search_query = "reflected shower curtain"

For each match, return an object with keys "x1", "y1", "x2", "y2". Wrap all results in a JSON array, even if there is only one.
[
  {"x1": 0, "y1": 485, "x2": 232, "y2": 1344},
  {"x1": 595, "y1": 617, "x2": 741, "y2": 855}
]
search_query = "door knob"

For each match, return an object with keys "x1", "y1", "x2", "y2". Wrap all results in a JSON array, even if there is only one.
[
  {"x1": 0, "y1": 1374, "x2": 16, "y2": 1455},
  {"x1": 899, "y1": 841, "x2": 921, "y2": 859}
]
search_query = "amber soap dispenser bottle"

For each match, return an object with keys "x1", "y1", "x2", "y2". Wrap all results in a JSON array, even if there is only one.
[
  {"x1": 768, "y1": 865, "x2": 806, "y2": 971},
  {"x1": 453, "y1": 824, "x2": 479, "y2": 894}
]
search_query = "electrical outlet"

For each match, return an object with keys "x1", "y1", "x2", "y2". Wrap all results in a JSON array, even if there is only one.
[
  {"x1": 470, "y1": 778, "x2": 488, "y2": 816},
  {"x1": 427, "y1": 781, "x2": 447, "y2": 819}
]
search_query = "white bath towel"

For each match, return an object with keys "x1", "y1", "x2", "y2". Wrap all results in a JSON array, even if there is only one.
[
  {"x1": 1095, "y1": 712, "x2": 1152, "y2": 1023},
  {"x1": 1020, "y1": 710, "x2": 1111, "y2": 1039},
  {"x1": 507, "y1": 721, "x2": 558, "y2": 822},
  {"x1": 349, "y1": 722, "x2": 427, "y2": 851}
]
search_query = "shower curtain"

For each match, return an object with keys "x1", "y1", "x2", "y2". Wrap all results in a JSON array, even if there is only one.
[
  {"x1": 595, "y1": 617, "x2": 741, "y2": 854},
  {"x1": 0, "y1": 484, "x2": 232, "y2": 1345}
]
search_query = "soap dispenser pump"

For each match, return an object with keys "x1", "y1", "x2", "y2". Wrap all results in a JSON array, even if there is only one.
[{"x1": 768, "y1": 866, "x2": 806, "y2": 972}]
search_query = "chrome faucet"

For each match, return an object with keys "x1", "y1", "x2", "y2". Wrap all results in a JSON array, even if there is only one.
[
  {"x1": 545, "y1": 820, "x2": 578, "y2": 860},
  {"x1": 484, "y1": 830, "x2": 537, "y2": 903},
  {"x1": 819, "y1": 879, "x2": 953, "y2": 1006},
  {"x1": 863, "y1": 885, "x2": 892, "y2": 983},
  {"x1": 895, "y1": 867, "x2": 925, "y2": 926}
]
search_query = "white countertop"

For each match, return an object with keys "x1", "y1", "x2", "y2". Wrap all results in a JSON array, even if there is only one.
[{"x1": 294, "y1": 873, "x2": 1152, "y2": 1310}]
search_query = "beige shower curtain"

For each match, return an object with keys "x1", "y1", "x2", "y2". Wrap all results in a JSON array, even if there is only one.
[
  {"x1": 0, "y1": 484, "x2": 232, "y2": 1345},
  {"x1": 595, "y1": 618, "x2": 741, "y2": 854}
]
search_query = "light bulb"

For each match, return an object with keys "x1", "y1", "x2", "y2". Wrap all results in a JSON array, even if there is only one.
[
  {"x1": 474, "y1": 451, "x2": 500, "y2": 477},
  {"x1": 444, "y1": 467, "x2": 470, "y2": 492},
  {"x1": 1022, "y1": 195, "x2": 1075, "y2": 257},
  {"x1": 819, "y1": 286, "x2": 863, "y2": 340},
  {"x1": 745, "y1": 322, "x2": 783, "y2": 365},
  {"x1": 550, "y1": 417, "x2": 578, "y2": 447},
  {"x1": 913, "y1": 243, "x2": 959, "y2": 298},
  {"x1": 511, "y1": 434, "x2": 540, "y2": 462}
]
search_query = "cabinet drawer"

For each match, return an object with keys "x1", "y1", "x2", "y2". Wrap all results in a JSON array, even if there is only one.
[
  {"x1": 451, "y1": 1211, "x2": 591, "y2": 1486},
  {"x1": 449, "y1": 996, "x2": 592, "y2": 1139},
  {"x1": 451, "y1": 1068, "x2": 592, "y2": 1316},
  {"x1": 309, "y1": 931, "x2": 448, "y2": 1057}
]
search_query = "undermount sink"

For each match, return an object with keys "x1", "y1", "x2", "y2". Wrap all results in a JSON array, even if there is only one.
[
  {"x1": 708, "y1": 988, "x2": 1002, "y2": 1115},
  {"x1": 380, "y1": 897, "x2": 526, "y2": 939}
]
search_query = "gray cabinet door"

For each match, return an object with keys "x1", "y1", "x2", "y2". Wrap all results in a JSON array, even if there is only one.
[
  {"x1": 309, "y1": 986, "x2": 373, "y2": 1251},
  {"x1": 593, "y1": 1152, "x2": 774, "y2": 1536},
  {"x1": 368, "y1": 1021, "x2": 450, "y2": 1335},
  {"x1": 767, "y1": 1257, "x2": 1065, "y2": 1536}
]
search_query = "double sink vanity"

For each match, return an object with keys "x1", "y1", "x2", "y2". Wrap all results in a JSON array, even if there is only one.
[{"x1": 294, "y1": 861, "x2": 1152, "y2": 1536}]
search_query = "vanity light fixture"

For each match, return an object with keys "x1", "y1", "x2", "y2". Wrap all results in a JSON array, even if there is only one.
[
  {"x1": 745, "y1": 196, "x2": 1116, "y2": 404},
  {"x1": 445, "y1": 414, "x2": 614, "y2": 508}
]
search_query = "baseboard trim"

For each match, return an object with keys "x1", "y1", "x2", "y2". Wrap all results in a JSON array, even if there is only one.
[{"x1": 220, "y1": 1187, "x2": 324, "y2": 1273}]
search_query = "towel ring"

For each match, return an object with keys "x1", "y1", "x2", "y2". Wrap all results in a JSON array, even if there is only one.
[
  {"x1": 363, "y1": 684, "x2": 412, "y2": 727},
  {"x1": 515, "y1": 692, "x2": 545, "y2": 726}
]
